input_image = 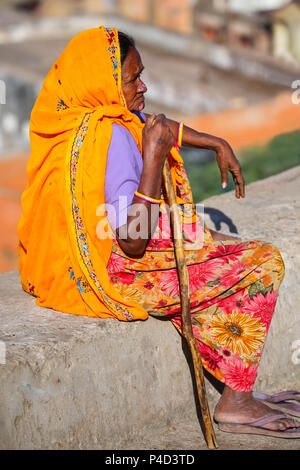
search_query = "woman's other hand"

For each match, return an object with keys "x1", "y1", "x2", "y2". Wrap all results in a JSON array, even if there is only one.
[
  {"x1": 148, "y1": 115, "x2": 246, "y2": 200},
  {"x1": 142, "y1": 113, "x2": 175, "y2": 171},
  {"x1": 216, "y1": 140, "x2": 245, "y2": 199}
]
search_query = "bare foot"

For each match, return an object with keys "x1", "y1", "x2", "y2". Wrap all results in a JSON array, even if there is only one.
[{"x1": 214, "y1": 386, "x2": 300, "y2": 431}]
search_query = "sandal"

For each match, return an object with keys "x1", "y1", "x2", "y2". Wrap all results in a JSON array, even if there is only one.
[
  {"x1": 253, "y1": 390, "x2": 300, "y2": 418},
  {"x1": 217, "y1": 413, "x2": 300, "y2": 438}
]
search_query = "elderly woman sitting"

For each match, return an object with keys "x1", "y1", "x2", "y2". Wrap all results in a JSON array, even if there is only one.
[{"x1": 17, "y1": 27, "x2": 300, "y2": 439}]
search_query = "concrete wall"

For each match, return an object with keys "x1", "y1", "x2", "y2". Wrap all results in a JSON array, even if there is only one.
[{"x1": 0, "y1": 166, "x2": 300, "y2": 449}]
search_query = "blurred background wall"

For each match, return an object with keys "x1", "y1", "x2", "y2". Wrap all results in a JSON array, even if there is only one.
[{"x1": 1, "y1": 0, "x2": 300, "y2": 273}]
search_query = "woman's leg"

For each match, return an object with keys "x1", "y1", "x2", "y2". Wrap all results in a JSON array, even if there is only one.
[
  {"x1": 203, "y1": 232, "x2": 299, "y2": 430},
  {"x1": 110, "y1": 235, "x2": 299, "y2": 432},
  {"x1": 172, "y1": 240, "x2": 284, "y2": 386},
  {"x1": 171, "y1": 239, "x2": 300, "y2": 431}
]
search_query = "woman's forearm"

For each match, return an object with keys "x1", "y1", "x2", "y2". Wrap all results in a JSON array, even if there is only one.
[
  {"x1": 143, "y1": 113, "x2": 224, "y2": 151},
  {"x1": 165, "y1": 118, "x2": 225, "y2": 152},
  {"x1": 116, "y1": 114, "x2": 174, "y2": 258},
  {"x1": 116, "y1": 160, "x2": 162, "y2": 258},
  {"x1": 142, "y1": 113, "x2": 244, "y2": 200}
]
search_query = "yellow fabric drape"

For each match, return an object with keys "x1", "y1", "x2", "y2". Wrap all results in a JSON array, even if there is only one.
[
  {"x1": 18, "y1": 26, "x2": 145, "y2": 320},
  {"x1": 17, "y1": 26, "x2": 187, "y2": 320}
]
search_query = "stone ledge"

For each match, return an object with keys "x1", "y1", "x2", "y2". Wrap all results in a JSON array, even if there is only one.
[
  {"x1": 0, "y1": 270, "x2": 200, "y2": 449},
  {"x1": 1, "y1": 166, "x2": 300, "y2": 449}
]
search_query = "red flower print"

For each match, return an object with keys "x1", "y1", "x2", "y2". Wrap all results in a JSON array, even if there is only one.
[
  {"x1": 107, "y1": 252, "x2": 127, "y2": 273},
  {"x1": 217, "y1": 289, "x2": 247, "y2": 315},
  {"x1": 220, "y1": 347, "x2": 231, "y2": 358},
  {"x1": 148, "y1": 211, "x2": 173, "y2": 245},
  {"x1": 148, "y1": 212, "x2": 173, "y2": 248},
  {"x1": 115, "y1": 272, "x2": 135, "y2": 285},
  {"x1": 158, "y1": 269, "x2": 179, "y2": 297},
  {"x1": 219, "y1": 355, "x2": 258, "y2": 392},
  {"x1": 183, "y1": 221, "x2": 204, "y2": 243},
  {"x1": 198, "y1": 342, "x2": 222, "y2": 371},
  {"x1": 144, "y1": 281, "x2": 154, "y2": 290},
  {"x1": 208, "y1": 243, "x2": 248, "y2": 264},
  {"x1": 220, "y1": 260, "x2": 247, "y2": 289},
  {"x1": 148, "y1": 238, "x2": 173, "y2": 250},
  {"x1": 158, "y1": 212, "x2": 172, "y2": 235},
  {"x1": 188, "y1": 259, "x2": 223, "y2": 293},
  {"x1": 244, "y1": 290, "x2": 277, "y2": 328}
]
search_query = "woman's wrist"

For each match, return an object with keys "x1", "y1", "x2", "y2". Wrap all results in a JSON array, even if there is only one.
[{"x1": 138, "y1": 166, "x2": 163, "y2": 200}]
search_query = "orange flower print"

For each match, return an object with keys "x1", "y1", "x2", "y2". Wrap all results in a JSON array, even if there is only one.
[{"x1": 207, "y1": 310, "x2": 265, "y2": 359}]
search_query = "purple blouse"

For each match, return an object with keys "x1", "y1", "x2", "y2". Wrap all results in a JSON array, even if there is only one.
[{"x1": 105, "y1": 112, "x2": 145, "y2": 231}]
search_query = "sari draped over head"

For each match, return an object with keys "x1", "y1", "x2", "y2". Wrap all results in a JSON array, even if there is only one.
[
  {"x1": 17, "y1": 26, "x2": 143, "y2": 320},
  {"x1": 18, "y1": 26, "x2": 184, "y2": 321}
]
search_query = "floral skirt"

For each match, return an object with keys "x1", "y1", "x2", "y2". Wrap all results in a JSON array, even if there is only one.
[{"x1": 107, "y1": 227, "x2": 285, "y2": 392}]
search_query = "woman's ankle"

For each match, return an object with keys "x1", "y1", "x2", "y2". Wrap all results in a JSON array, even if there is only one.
[
  {"x1": 215, "y1": 386, "x2": 253, "y2": 416},
  {"x1": 221, "y1": 386, "x2": 252, "y2": 404}
]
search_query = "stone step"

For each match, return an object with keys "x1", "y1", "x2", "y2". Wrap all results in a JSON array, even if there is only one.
[{"x1": 0, "y1": 270, "x2": 214, "y2": 450}]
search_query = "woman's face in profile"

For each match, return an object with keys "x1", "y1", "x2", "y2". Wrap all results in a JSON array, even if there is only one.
[{"x1": 121, "y1": 47, "x2": 147, "y2": 112}]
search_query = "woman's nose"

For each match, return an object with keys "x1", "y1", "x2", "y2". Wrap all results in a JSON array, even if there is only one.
[{"x1": 138, "y1": 79, "x2": 147, "y2": 93}]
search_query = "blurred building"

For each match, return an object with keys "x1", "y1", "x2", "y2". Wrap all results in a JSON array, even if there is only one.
[
  {"x1": 212, "y1": 0, "x2": 291, "y2": 13},
  {"x1": 118, "y1": 0, "x2": 151, "y2": 24},
  {"x1": 194, "y1": 1, "x2": 271, "y2": 54},
  {"x1": 270, "y1": 1, "x2": 300, "y2": 63},
  {"x1": 8, "y1": 0, "x2": 300, "y2": 63},
  {"x1": 202, "y1": 0, "x2": 300, "y2": 64},
  {"x1": 194, "y1": 0, "x2": 300, "y2": 65},
  {"x1": 37, "y1": 0, "x2": 195, "y2": 35}
]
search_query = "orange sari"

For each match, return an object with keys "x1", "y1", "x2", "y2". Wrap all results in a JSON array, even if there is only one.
[
  {"x1": 18, "y1": 26, "x2": 184, "y2": 321},
  {"x1": 17, "y1": 27, "x2": 150, "y2": 320}
]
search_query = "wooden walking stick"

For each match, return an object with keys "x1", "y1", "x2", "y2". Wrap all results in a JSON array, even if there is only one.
[{"x1": 162, "y1": 158, "x2": 218, "y2": 450}]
